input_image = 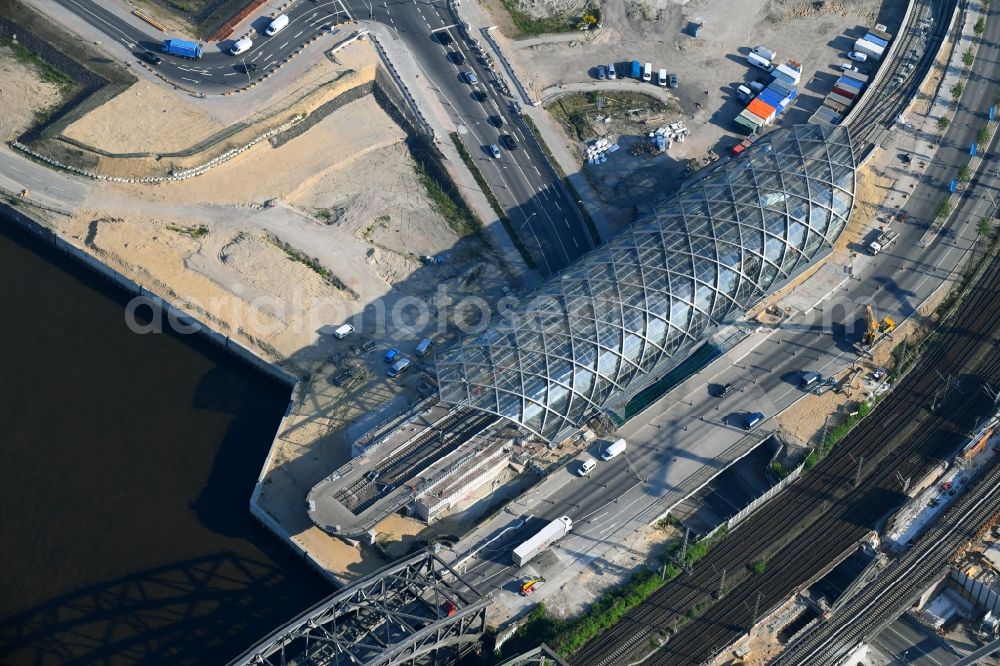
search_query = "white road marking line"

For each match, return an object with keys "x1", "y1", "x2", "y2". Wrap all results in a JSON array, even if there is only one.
[
  {"x1": 224, "y1": 72, "x2": 237, "y2": 76},
  {"x1": 181, "y1": 76, "x2": 199, "y2": 83},
  {"x1": 279, "y1": 41, "x2": 288, "y2": 49},
  {"x1": 294, "y1": 30, "x2": 304, "y2": 38},
  {"x1": 573, "y1": 237, "x2": 579, "y2": 248},
  {"x1": 554, "y1": 201, "x2": 562, "y2": 211},
  {"x1": 9, "y1": 165, "x2": 21, "y2": 173}
]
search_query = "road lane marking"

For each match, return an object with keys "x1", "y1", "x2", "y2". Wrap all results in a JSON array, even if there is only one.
[
  {"x1": 223, "y1": 72, "x2": 237, "y2": 76},
  {"x1": 279, "y1": 41, "x2": 288, "y2": 49},
  {"x1": 294, "y1": 30, "x2": 304, "y2": 38},
  {"x1": 181, "y1": 77, "x2": 200, "y2": 83}
]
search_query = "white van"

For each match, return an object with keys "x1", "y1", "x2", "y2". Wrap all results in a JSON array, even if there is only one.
[
  {"x1": 658, "y1": 68, "x2": 667, "y2": 87},
  {"x1": 577, "y1": 458, "x2": 597, "y2": 477},
  {"x1": 643, "y1": 62, "x2": 652, "y2": 82},
  {"x1": 265, "y1": 14, "x2": 289, "y2": 36},
  {"x1": 333, "y1": 323, "x2": 355, "y2": 339},
  {"x1": 747, "y1": 51, "x2": 772, "y2": 71},
  {"x1": 230, "y1": 37, "x2": 253, "y2": 55},
  {"x1": 600, "y1": 438, "x2": 627, "y2": 461},
  {"x1": 737, "y1": 84, "x2": 753, "y2": 101}
]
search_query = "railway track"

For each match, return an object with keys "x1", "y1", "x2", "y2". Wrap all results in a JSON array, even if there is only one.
[
  {"x1": 637, "y1": 242, "x2": 1000, "y2": 666},
  {"x1": 572, "y1": 218, "x2": 1000, "y2": 665},
  {"x1": 775, "y1": 462, "x2": 1000, "y2": 666},
  {"x1": 845, "y1": 0, "x2": 951, "y2": 151},
  {"x1": 337, "y1": 408, "x2": 494, "y2": 513}
]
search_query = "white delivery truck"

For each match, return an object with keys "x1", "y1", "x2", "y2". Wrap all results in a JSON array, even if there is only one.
[
  {"x1": 643, "y1": 62, "x2": 652, "y2": 82},
  {"x1": 512, "y1": 516, "x2": 572, "y2": 567},
  {"x1": 265, "y1": 14, "x2": 289, "y2": 36},
  {"x1": 868, "y1": 229, "x2": 898, "y2": 255},
  {"x1": 747, "y1": 51, "x2": 773, "y2": 71},
  {"x1": 600, "y1": 438, "x2": 627, "y2": 460}
]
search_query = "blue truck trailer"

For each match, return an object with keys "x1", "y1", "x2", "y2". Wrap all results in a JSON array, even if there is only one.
[{"x1": 161, "y1": 39, "x2": 202, "y2": 59}]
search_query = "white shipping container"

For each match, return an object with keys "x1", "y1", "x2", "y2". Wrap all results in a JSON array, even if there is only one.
[
  {"x1": 854, "y1": 38, "x2": 884, "y2": 60},
  {"x1": 752, "y1": 45, "x2": 777, "y2": 62}
]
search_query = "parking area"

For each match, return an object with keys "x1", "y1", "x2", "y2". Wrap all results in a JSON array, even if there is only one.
[{"x1": 495, "y1": 0, "x2": 906, "y2": 233}]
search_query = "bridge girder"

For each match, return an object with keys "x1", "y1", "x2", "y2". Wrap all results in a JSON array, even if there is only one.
[{"x1": 230, "y1": 550, "x2": 488, "y2": 666}]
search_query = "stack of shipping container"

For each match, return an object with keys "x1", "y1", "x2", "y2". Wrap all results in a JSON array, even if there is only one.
[
  {"x1": 810, "y1": 24, "x2": 891, "y2": 125},
  {"x1": 735, "y1": 58, "x2": 802, "y2": 134}
]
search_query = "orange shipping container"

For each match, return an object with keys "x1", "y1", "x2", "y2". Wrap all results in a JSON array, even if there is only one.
[{"x1": 747, "y1": 97, "x2": 776, "y2": 122}]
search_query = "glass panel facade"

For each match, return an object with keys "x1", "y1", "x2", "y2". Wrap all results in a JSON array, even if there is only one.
[{"x1": 436, "y1": 124, "x2": 856, "y2": 442}]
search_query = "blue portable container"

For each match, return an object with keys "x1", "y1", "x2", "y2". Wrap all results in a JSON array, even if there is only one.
[
  {"x1": 837, "y1": 76, "x2": 863, "y2": 91},
  {"x1": 758, "y1": 88, "x2": 783, "y2": 110},
  {"x1": 864, "y1": 34, "x2": 888, "y2": 48}
]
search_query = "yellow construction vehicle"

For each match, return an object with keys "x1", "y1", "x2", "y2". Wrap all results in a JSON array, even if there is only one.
[{"x1": 861, "y1": 305, "x2": 896, "y2": 348}]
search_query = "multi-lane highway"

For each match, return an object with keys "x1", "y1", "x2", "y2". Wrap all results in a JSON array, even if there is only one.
[{"x1": 48, "y1": 0, "x2": 594, "y2": 272}]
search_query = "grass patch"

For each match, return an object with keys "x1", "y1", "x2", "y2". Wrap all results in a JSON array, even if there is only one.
[
  {"x1": 0, "y1": 37, "x2": 76, "y2": 97},
  {"x1": 270, "y1": 236, "x2": 355, "y2": 295},
  {"x1": 414, "y1": 163, "x2": 477, "y2": 237},
  {"x1": 547, "y1": 91, "x2": 673, "y2": 141},
  {"x1": 498, "y1": 0, "x2": 580, "y2": 36},
  {"x1": 450, "y1": 132, "x2": 537, "y2": 269},
  {"x1": 803, "y1": 400, "x2": 872, "y2": 470},
  {"x1": 361, "y1": 214, "x2": 390, "y2": 240},
  {"x1": 166, "y1": 223, "x2": 209, "y2": 238}
]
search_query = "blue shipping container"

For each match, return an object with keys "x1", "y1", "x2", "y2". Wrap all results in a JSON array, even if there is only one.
[
  {"x1": 765, "y1": 81, "x2": 794, "y2": 99},
  {"x1": 837, "y1": 76, "x2": 863, "y2": 91},
  {"x1": 631, "y1": 60, "x2": 641, "y2": 79},
  {"x1": 758, "y1": 88, "x2": 783, "y2": 109},
  {"x1": 786, "y1": 87, "x2": 798, "y2": 101},
  {"x1": 772, "y1": 70, "x2": 797, "y2": 88},
  {"x1": 864, "y1": 34, "x2": 888, "y2": 48}
]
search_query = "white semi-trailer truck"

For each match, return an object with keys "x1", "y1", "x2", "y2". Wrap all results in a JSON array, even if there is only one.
[{"x1": 512, "y1": 516, "x2": 573, "y2": 567}]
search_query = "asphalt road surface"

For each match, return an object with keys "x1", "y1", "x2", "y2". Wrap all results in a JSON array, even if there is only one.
[
  {"x1": 872, "y1": 614, "x2": 963, "y2": 666},
  {"x1": 49, "y1": 0, "x2": 594, "y2": 273}
]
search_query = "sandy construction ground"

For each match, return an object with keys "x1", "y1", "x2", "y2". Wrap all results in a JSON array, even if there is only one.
[
  {"x1": 56, "y1": 93, "x2": 496, "y2": 360},
  {"x1": 0, "y1": 44, "x2": 64, "y2": 141},
  {"x1": 62, "y1": 80, "x2": 224, "y2": 153},
  {"x1": 486, "y1": 0, "x2": 901, "y2": 233}
]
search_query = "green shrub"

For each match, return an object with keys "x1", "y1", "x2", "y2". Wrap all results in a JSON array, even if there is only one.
[
  {"x1": 936, "y1": 198, "x2": 952, "y2": 219},
  {"x1": 976, "y1": 17, "x2": 986, "y2": 33},
  {"x1": 952, "y1": 81, "x2": 965, "y2": 98},
  {"x1": 938, "y1": 116, "x2": 950, "y2": 129},
  {"x1": 963, "y1": 48, "x2": 975, "y2": 67}
]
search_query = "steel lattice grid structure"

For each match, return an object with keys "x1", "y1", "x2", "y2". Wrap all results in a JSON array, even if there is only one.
[
  {"x1": 436, "y1": 124, "x2": 856, "y2": 442},
  {"x1": 229, "y1": 550, "x2": 488, "y2": 666}
]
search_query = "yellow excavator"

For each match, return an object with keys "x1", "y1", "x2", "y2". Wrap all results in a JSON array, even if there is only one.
[{"x1": 861, "y1": 305, "x2": 896, "y2": 348}]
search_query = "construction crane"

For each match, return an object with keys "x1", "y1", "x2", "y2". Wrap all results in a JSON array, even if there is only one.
[{"x1": 860, "y1": 305, "x2": 896, "y2": 348}]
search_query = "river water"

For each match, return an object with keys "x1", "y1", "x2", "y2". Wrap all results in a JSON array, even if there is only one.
[{"x1": 0, "y1": 214, "x2": 330, "y2": 664}]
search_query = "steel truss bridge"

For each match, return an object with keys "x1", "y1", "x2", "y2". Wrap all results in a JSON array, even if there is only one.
[{"x1": 229, "y1": 550, "x2": 488, "y2": 666}]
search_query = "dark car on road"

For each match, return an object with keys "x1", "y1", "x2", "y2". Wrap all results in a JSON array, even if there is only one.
[
  {"x1": 472, "y1": 90, "x2": 488, "y2": 102},
  {"x1": 743, "y1": 412, "x2": 765, "y2": 430},
  {"x1": 713, "y1": 382, "x2": 734, "y2": 397},
  {"x1": 435, "y1": 31, "x2": 453, "y2": 46},
  {"x1": 448, "y1": 50, "x2": 465, "y2": 65},
  {"x1": 500, "y1": 133, "x2": 517, "y2": 150},
  {"x1": 241, "y1": 62, "x2": 258, "y2": 73},
  {"x1": 489, "y1": 115, "x2": 504, "y2": 128},
  {"x1": 142, "y1": 51, "x2": 163, "y2": 65}
]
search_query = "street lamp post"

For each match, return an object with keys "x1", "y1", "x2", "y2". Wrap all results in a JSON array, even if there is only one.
[{"x1": 241, "y1": 58, "x2": 251, "y2": 87}]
